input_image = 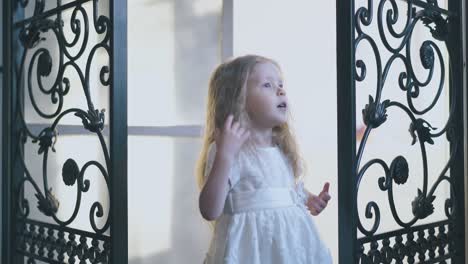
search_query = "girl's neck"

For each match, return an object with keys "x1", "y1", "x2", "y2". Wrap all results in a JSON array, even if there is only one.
[{"x1": 249, "y1": 126, "x2": 274, "y2": 147}]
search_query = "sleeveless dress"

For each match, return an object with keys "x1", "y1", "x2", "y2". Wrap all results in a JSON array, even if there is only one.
[{"x1": 202, "y1": 143, "x2": 333, "y2": 264}]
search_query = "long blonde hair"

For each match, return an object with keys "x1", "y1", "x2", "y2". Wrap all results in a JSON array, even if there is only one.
[{"x1": 195, "y1": 54, "x2": 305, "y2": 191}]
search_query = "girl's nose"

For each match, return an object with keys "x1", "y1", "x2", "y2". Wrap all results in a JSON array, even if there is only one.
[{"x1": 277, "y1": 86, "x2": 286, "y2": 96}]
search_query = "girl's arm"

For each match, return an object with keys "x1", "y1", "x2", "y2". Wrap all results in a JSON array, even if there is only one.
[
  {"x1": 199, "y1": 114, "x2": 250, "y2": 221},
  {"x1": 199, "y1": 151, "x2": 234, "y2": 221}
]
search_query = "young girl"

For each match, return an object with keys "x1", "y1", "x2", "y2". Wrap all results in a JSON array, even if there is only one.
[{"x1": 196, "y1": 55, "x2": 333, "y2": 263}]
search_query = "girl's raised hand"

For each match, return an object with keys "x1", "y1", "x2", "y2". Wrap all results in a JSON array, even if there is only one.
[
  {"x1": 215, "y1": 114, "x2": 250, "y2": 160},
  {"x1": 306, "y1": 182, "x2": 331, "y2": 216}
]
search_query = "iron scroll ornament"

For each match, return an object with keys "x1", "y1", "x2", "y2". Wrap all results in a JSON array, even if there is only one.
[
  {"x1": 11, "y1": 0, "x2": 111, "y2": 262},
  {"x1": 354, "y1": 0, "x2": 460, "y2": 263}
]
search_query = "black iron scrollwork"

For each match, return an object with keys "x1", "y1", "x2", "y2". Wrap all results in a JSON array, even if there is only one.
[
  {"x1": 16, "y1": 219, "x2": 109, "y2": 263},
  {"x1": 12, "y1": 0, "x2": 111, "y2": 263},
  {"x1": 354, "y1": 0, "x2": 460, "y2": 262}
]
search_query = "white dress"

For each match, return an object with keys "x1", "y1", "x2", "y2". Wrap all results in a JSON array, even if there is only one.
[{"x1": 203, "y1": 143, "x2": 333, "y2": 264}]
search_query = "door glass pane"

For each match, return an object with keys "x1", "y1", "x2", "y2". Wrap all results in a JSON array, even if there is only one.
[
  {"x1": 128, "y1": 136, "x2": 211, "y2": 263},
  {"x1": 128, "y1": 0, "x2": 222, "y2": 126}
]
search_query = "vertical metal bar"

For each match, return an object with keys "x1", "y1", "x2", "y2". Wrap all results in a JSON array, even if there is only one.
[
  {"x1": 447, "y1": 0, "x2": 466, "y2": 263},
  {"x1": 464, "y1": 0, "x2": 468, "y2": 259},
  {"x1": 0, "y1": 0, "x2": 4, "y2": 260},
  {"x1": 110, "y1": 0, "x2": 128, "y2": 263},
  {"x1": 2, "y1": 0, "x2": 13, "y2": 263},
  {"x1": 336, "y1": 0, "x2": 357, "y2": 262}
]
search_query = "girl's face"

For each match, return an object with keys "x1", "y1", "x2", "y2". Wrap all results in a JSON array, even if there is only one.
[{"x1": 245, "y1": 61, "x2": 288, "y2": 129}]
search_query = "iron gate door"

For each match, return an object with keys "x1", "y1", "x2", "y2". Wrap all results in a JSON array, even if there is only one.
[
  {"x1": 2, "y1": 0, "x2": 127, "y2": 263},
  {"x1": 337, "y1": 0, "x2": 466, "y2": 263}
]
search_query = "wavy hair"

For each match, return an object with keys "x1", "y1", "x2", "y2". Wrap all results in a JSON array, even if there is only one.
[{"x1": 195, "y1": 54, "x2": 306, "y2": 194}]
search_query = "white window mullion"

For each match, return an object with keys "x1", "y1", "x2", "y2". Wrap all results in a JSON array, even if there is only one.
[
  {"x1": 27, "y1": 124, "x2": 203, "y2": 138},
  {"x1": 222, "y1": 0, "x2": 233, "y2": 60}
]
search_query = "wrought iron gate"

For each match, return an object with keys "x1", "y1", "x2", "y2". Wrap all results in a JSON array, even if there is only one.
[
  {"x1": 2, "y1": 0, "x2": 127, "y2": 263},
  {"x1": 337, "y1": 0, "x2": 466, "y2": 263}
]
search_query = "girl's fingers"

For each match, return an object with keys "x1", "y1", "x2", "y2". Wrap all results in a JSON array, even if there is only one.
[
  {"x1": 310, "y1": 197, "x2": 327, "y2": 210},
  {"x1": 322, "y1": 182, "x2": 330, "y2": 193},
  {"x1": 241, "y1": 130, "x2": 250, "y2": 141},
  {"x1": 306, "y1": 203, "x2": 317, "y2": 214},
  {"x1": 318, "y1": 200, "x2": 327, "y2": 209},
  {"x1": 309, "y1": 207, "x2": 318, "y2": 215},
  {"x1": 308, "y1": 194, "x2": 318, "y2": 203},
  {"x1": 224, "y1": 115, "x2": 234, "y2": 130},
  {"x1": 238, "y1": 127, "x2": 248, "y2": 136},
  {"x1": 231, "y1": 120, "x2": 240, "y2": 131},
  {"x1": 311, "y1": 203, "x2": 322, "y2": 214},
  {"x1": 319, "y1": 184, "x2": 331, "y2": 201},
  {"x1": 310, "y1": 200, "x2": 323, "y2": 211},
  {"x1": 319, "y1": 191, "x2": 331, "y2": 202}
]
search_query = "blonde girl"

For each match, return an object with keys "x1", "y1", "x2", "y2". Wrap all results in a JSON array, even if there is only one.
[{"x1": 196, "y1": 55, "x2": 332, "y2": 264}]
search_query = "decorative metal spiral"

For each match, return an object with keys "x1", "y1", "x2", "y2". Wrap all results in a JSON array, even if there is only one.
[
  {"x1": 11, "y1": 1, "x2": 112, "y2": 262},
  {"x1": 354, "y1": 0, "x2": 458, "y2": 237}
]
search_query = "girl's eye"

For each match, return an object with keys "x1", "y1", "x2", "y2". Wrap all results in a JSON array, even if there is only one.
[
  {"x1": 263, "y1": 82, "x2": 271, "y2": 88},
  {"x1": 279, "y1": 84, "x2": 284, "y2": 88}
]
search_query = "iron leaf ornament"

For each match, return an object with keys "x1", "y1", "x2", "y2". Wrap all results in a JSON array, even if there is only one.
[
  {"x1": 409, "y1": 119, "x2": 436, "y2": 145},
  {"x1": 421, "y1": 9, "x2": 450, "y2": 41},
  {"x1": 75, "y1": 109, "x2": 106, "y2": 133},
  {"x1": 35, "y1": 188, "x2": 60, "y2": 217},
  {"x1": 362, "y1": 95, "x2": 390, "y2": 128},
  {"x1": 412, "y1": 188, "x2": 436, "y2": 219},
  {"x1": 32, "y1": 127, "x2": 59, "y2": 154}
]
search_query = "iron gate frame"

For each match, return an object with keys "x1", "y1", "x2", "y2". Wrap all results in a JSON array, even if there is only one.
[
  {"x1": 1, "y1": 0, "x2": 128, "y2": 263},
  {"x1": 336, "y1": 0, "x2": 467, "y2": 263}
]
